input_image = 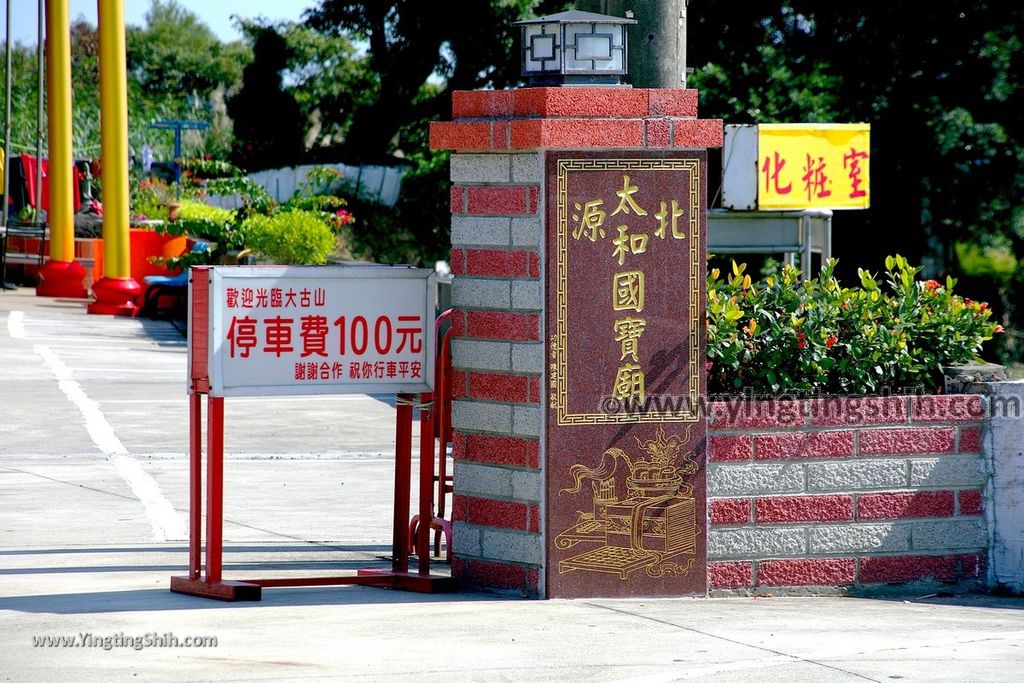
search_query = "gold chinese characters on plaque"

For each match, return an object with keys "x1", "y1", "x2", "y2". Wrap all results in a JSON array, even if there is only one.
[
  {"x1": 544, "y1": 151, "x2": 708, "y2": 599},
  {"x1": 549, "y1": 155, "x2": 703, "y2": 425}
]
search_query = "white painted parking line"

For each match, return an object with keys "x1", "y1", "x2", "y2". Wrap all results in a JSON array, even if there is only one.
[
  {"x1": 33, "y1": 343, "x2": 187, "y2": 542},
  {"x1": 6, "y1": 310, "x2": 26, "y2": 338}
]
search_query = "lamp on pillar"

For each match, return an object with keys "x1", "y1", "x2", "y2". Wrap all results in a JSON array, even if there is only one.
[{"x1": 514, "y1": 10, "x2": 636, "y2": 87}]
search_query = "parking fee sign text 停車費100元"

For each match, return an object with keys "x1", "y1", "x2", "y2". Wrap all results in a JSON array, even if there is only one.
[{"x1": 205, "y1": 266, "x2": 435, "y2": 397}]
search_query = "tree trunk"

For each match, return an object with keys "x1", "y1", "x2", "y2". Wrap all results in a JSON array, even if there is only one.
[{"x1": 576, "y1": 0, "x2": 687, "y2": 88}]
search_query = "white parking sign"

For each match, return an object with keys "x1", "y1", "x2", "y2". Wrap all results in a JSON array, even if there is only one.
[{"x1": 198, "y1": 265, "x2": 435, "y2": 397}]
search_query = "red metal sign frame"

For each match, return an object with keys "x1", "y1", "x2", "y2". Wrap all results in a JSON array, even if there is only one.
[{"x1": 170, "y1": 267, "x2": 456, "y2": 600}]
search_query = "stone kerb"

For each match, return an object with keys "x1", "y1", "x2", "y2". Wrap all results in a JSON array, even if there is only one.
[
  {"x1": 433, "y1": 87, "x2": 722, "y2": 596},
  {"x1": 707, "y1": 395, "x2": 988, "y2": 595}
]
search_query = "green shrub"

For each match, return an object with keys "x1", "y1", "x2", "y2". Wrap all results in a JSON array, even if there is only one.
[
  {"x1": 242, "y1": 209, "x2": 337, "y2": 264},
  {"x1": 707, "y1": 255, "x2": 1002, "y2": 395},
  {"x1": 130, "y1": 177, "x2": 172, "y2": 221},
  {"x1": 165, "y1": 200, "x2": 237, "y2": 242}
]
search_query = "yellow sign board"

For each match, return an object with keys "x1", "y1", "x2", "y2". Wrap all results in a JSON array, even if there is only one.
[{"x1": 758, "y1": 123, "x2": 870, "y2": 210}]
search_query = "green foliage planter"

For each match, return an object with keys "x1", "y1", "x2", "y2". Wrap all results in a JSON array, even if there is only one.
[
  {"x1": 242, "y1": 209, "x2": 338, "y2": 265},
  {"x1": 707, "y1": 256, "x2": 1002, "y2": 395}
]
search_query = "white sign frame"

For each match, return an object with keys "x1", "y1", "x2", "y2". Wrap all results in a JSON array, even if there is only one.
[{"x1": 205, "y1": 265, "x2": 435, "y2": 398}]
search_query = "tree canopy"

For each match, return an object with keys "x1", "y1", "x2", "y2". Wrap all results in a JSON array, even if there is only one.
[{"x1": 687, "y1": 0, "x2": 1024, "y2": 360}]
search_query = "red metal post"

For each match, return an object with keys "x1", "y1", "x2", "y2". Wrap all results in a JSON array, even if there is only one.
[
  {"x1": 188, "y1": 391, "x2": 203, "y2": 580},
  {"x1": 417, "y1": 393, "x2": 434, "y2": 575},
  {"x1": 205, "y1": 396, "x2": 225, "y2": 584},
  {"x1": 392, "y1": 394, "x2": 413, "y2": 574}
]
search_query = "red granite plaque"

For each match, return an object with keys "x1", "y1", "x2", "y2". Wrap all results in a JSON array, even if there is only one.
[{"x1": 545, "y1": 151, "x2": 707, "y2": 598}]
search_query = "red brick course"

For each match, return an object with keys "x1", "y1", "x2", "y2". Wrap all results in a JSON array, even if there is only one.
[
  {"x1": 809, "y1": 397, "x2": 907, "y2": 426},
  {"x1": 711, "y1": 498, "x2": 751, "y2": 525},
  {"x1": 452, "y1": 556, "x2": 531, "y2": 592},
  {"x1": 453, "y1": 433, "x2": 540, "y2": 469},
  {"x1": 466, "y1": 186, "x2": 529, "y2": 215},
  {"x1": 464, "y1": 249, "x2": 533, "y2": 278},
  {"x1": 512, "y1": 87, "x2": 650, "y2": 117},
  {"x1": 859, "y1": 427, "x2": 956, "y2": 455},
  {"x1": 958, "y1": 489, "x2": 983, "y2": 516},
  {"x1": 859, "y1": 554, "x2": 959, "y2": 583},
  {"x1": 465, "y1": 496, "x2": 530, "y2": 530},
  {"x1": 464, "y1": 311, "x2": 539, "y2": 341},
  {"x1": 431, "y1": 121, "x2": 491, "y2": 151},
  {"x1": 468, "y1": 372, "x2": 531, "y2": 403},
  {"x1": 435, "y1": 88, "x2": 721, "y2": 152},
  {"x1": 911, "y1": 395, "x2": 985, "y2": 423},
  {"x1": 449, "y1": 248, "x2": 465, "y2": 276},
  {"x1": 709, "y1": 434, "x2": 752, "y2": 462},
  {"x1": 528, "y1": 252, "x2": 540, "y2": 278},
  {"x1": 450, "y1": 186, "x2": 464, "y2": 213},
  {"x1": 448, "y1": 88, "x2": 700, "y2": 120},
  {"x1": 758, "y1": 558, "x2": 857, "y2": 586},
  {"x1": 491, "y1": 120, "x2": 510, "y2": 149},
  {"x1": 709, "y1": 400, "x2": 806, "y2": 430},
  {"x1": 645, "y1": 119, "x2": 671, "y2": 148},
  {"x1": 755, "y1": 495, "x2": 853, "y2": 524},
  {"x1": 450, "y1": 494, "x2": 469, "y2": 522},
  {"x1": 754, "y1": 430, "x2": 854, "y2": 460},
  {"x1": 510, "y1": 118, "x2": 646, "y2": 149},
  {"x1": 450, "y1": 369, "x2": 468, "y2": 399},
  {"x1": 709, "y1": 561, "x2": 753, "y2": 589},
  {"x1": 959, "y1": 426, "x2": 981, "y2": 454},
  {"x1": 856, "y1": 491, "x2": 955, "y2": 520}
]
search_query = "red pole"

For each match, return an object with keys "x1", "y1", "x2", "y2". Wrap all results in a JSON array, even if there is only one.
[
  {"x1": 188, "y1": 391, "x2": 203, "y2": 580},
  {"x1": 205, "y1": 396, "x2": 225, "y2": 583},
  {"x1": 392, "y1": 394, "x2": 413, "y2": 574},
  {"x1": 418, "y1": 393, "x2": 434, "y2": 575}
]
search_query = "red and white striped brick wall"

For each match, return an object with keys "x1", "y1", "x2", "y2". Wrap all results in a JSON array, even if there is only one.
[
  {"x1": 446, "y1": 151, "x2": 545, "y2": 596},
  {"x1": 707, "y1": 395, "x2": 987, "y2": 594}
]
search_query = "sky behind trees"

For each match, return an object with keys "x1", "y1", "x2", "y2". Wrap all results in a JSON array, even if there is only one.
[{"x1": 5, "y1": 0, "x2": 313, "y2": 46}]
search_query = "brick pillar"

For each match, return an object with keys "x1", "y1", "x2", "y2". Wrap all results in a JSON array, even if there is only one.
[{"x1": 431, "y1": 88, "x2": 722, "y2": 597}]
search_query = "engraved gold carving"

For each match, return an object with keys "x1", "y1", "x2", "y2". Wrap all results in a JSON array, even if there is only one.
[
  {"x1": 555, "y1": 427, "x2": 699, "y2": 580},
  {"x1": 553, "y1": 158, "x2": 702, "y2": 425}
]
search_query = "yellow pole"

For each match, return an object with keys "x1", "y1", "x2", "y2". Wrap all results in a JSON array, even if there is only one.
[
  {"x1": 89, "y1": 0, "x2": 140, "y2": 314},
  {"x1": 97, "y1": 0, "x2": 130, "y2": 278},
  {"x1": 37, "y1": 0, "x2": 86, "y2": 297},
  {"x1": 45, "y1": 0, "x2": 72, "y2": 261}
]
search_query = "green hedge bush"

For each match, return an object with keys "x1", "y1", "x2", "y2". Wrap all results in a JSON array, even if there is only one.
[
  {"x1": 707, "y1": 256, "x2": 1001, "y2": 395},
  {"x1": 242, "y1": 209, "x2": 338, "y2": 265}
]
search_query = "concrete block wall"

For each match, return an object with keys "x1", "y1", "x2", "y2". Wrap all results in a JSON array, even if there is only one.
[{"x1": 707, "y1": 395, "x2": 987, "y2": 594}]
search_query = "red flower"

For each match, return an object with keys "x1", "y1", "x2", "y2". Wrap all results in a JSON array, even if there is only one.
[
  {"x1": 964, "y1": 298, "x2": 974, "y2": 307},
  {"x1": 924, "y1": 279, "x2": 941, "y2": 292},
  {"x1": 994, "y1": 325, "x2": 1005, "y2": 333},
  {"x1": 796, "y1": 331, "x2": 806, "y2": 350},
  {"x1": 825, "y1": 335, "x2": 838, "y2": 348},
  {"x1": 979, "y1": 302, "x2": 990, "y2": 312}
]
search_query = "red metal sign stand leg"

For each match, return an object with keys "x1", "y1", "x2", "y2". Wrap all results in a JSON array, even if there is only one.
[
  {"x1": 417, "y1": 393, "x2": 433, "y2": 576},
  {"x1": 205, "y1": 396, "x2": 224, "y2": 584},
  {"x1": 392, "y1": 394, "x2": 413, "y2": 574},
  {"x1": 188, "y1": 391, "x2": 202, "y2": 580}
]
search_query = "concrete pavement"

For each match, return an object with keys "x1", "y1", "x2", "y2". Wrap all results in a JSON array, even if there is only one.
[{"x1": 2, "y1": 286, "x2": 1024, "y2": 682}]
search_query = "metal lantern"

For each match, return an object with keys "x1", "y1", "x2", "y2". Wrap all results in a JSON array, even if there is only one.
[{"x1": 514, "y1": 10, "x2": 636, "y2": 86}]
